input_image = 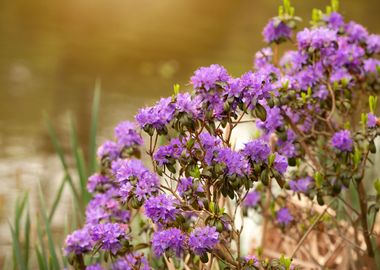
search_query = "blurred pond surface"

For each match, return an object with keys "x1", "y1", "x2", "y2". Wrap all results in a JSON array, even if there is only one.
[{"x1": 0, "y1": 0, "x2": 380, "y2": 258}]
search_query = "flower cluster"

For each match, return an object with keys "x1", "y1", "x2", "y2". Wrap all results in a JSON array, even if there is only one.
[{"x1": 63, "y1": 1, "x2": 380, "y2": 269}]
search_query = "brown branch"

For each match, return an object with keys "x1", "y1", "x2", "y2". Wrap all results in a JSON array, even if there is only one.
[{"x1": 290, "y1": 199, "x2": 335, "y2": 259}]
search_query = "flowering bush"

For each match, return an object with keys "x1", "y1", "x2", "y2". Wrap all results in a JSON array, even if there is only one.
[{"x1": 64, "y1": 1, "x2": 380, "y2": 269}]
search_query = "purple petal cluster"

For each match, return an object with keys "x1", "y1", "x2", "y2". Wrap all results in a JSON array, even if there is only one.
[
  {"x1": 91, "y1": 222, "x2": 128, "y2": 255},
  {"x1": 215, "y1": 148, "x2": 250, "y2": 176},
  {"x1": 151, "y1": 228, "x2": 186, "y2": 257},
  {"x1": 243, "y1": 139, "x2": 271, "y2": 163},
  {"x1": 112, "y1": 253, "x2": 151, "y2": 270},
  {"x1": 244, "y1": 255, "x2": 260, "y2": 268},
  {"x1": 190, "y1": 64, "x2": 230, "y2": 91},
  {"x1": 87, "y1": 173, "x2": 111, "y2": 193},
  {"x1": 114, "y1": 159, "x2": 159, "y2": 201},
  {"x1": 178, "y1": 177, "x2": 204, "y2": 197},
  {"x1": 331, "y1": 130, "x2": 353, "y2": 152},
  {"x1": 367, "y1": 113, "x2": 378, "y2": 128},
  {"x1": 135, "y1": 97, "x2": 175, "y2": 132},
  {"x1": 64, "y1": 227, "x2": 93, "y2": 255},
  {"x1": 114, "y1": 121, "x2": 143, "y2": 147},
  {"x1": 289, "y1": 177, "x2": 313, "y2": 193},
  {"x1": 144, "y1": 194, "x2": 179, "y2": 224},
  {"x1": 297, "y1": 27, "x2": 337, "y2": 50},
  {"x1": 85, "y1": 188, "x2": 130, "y2": 224},
  {"x1": 175, "y1": 93, "x2": 202, "y2": 118},
  {"x1": 262, "y1": 19, "x2": 292, "y2": 43},
  {"x1": 97, "y1": 140, "x2": 120, "y2": 160},
  {"x1": 324, "y1": 12, "x2": 345, "y2": 30},
  {"x1": 243, "y1": 191, "x2": 261, "y2": 207},
  {"x1": 188, "y1": 226, "x2": 219, "y2": 255},
  {"x1": 274, "y1": 154, "x2": 288, "y2": 174},
  {"x1": 86, "y1": 264, "x2": 105, "y2": 270},
  {"x1": 276, "y1": 207, "x2": 293, "y2": 226},
  {"x1": 367, "y1": 34, "x2": 380, "y2": 54},
  {"x1": 154, "y1": 138, "x2": 184, "y2": 166}
]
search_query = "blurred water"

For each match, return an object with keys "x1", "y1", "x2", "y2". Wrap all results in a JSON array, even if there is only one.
[{"x1": 0, "y1": 0, "x2": 380, "y2": 261}]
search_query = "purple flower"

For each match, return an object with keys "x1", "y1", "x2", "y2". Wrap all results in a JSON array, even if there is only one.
[
  {"x1": 215, "y1": 148, "x2": 250, "y2": 176},
  {"x1": 85, "y1": 189, "x2": 130, "y2": 225},
  {"x1": 97, "y1": 140, "x2": 120, "y2": 160},
  {"x1": 87, "y1": 173, "x2": 111, "y2": 193},
  {"x1": 324, "y1": 12, "x2": 344, "y2": 30},
  {"x1": 135, "y1": 97, "x2": 175, "y2": 132},
  {"x1": 190, "y1": 64, "x2": 230, "y2": 91},
  {"x1": 112, "y1": 253, "x2": 151, "y2": 270},
  {"x1": 175, "y1": 93, "x2": 202, "y2": 118},
  {"x1": 178, "y1": 177, "x2": 204, "y2": 197},
  {"x1": 91, "y1": 223, "x2": 128, "y2": 255},
  {"x1": 86, "y1": 264, "x2": 105, "y2": 270},
  {"x1": 256, "y1": 107, "x2": 283, "y2": 133},
  {"x1": 368, "y1": 113, "x2": 378, "y2": 128},
  {"x1": 367, "y1": 34, "x2": 380, "y2": 54},
  {"x1": 114, "y1": 159, "x2": 159, "y2": 201},
  {"x1": 363, "y1": 59, "x2": 380, "y2": 74},
  {"x1": 154, "y1": 138, "x2": 184, "y2": 166},
  {"x1": 274, "y1": 154, "x2": 288, "y2": 174},
  {"x1": 243, "y1": 191, "x2": 260, "y2": 207},
  {"x1": 115, "y1": 159, "x2": 147, "y2": 183},
  {"x1": 151, "y1": 228, "x2": 186, "y2": 257},
  {"x1": 254, "y1": 47, "x2": 273, "y2": 69},
  {"x1": 64, "y1": 227, "x2": 93, "y2": 255},
  {"x1": 345, "y1": 21, "x2": 368, "y2": 42},
  {"x1": 297, "y1": 28, "x2": 337, "y2": 50},
  {"x1": 289, "y1": 177, "x2": 313, "y2": 193},
  {"x1": 262, "y1": 19, "x2": 292, "y2": 44},
  {"x1": 114, "y1": 121, "x2": 143, "y2": 147},
  {"x1": 135, "y1": 172, "x2": 160, "y2": 201},
  {"x1": 199, "y1": 132, "x2": 222, "y2": 164},
  {"x1": 277, "y1": 208, "x2": 293, "y2": 226},
  {"x1": 277, "y1": 130, "x2": 297, "y2": 158},
  {"x1": 144, "y1": 194, "x2": 179, "y2": 224},
  {"x1": 331, "y1": 130, "x2": 353, "y2": 152},
  {"x1": 243, "y1": 139, "x2": 271, "y2": 163},
  {"x1": 244, "y1": 255, "x2": 260, "y2": 268},
  {"x1": 188, "y1": 226, "x2": 219, "y2": 255}
]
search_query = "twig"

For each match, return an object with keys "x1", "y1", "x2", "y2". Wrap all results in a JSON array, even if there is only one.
[{"x1": 290, "y1": 199, "x2": 335, "y2": 259}]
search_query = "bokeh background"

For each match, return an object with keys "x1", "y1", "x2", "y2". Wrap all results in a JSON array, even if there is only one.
[{"x1": 1, "y1": 0, "x2": 380, "y2": 262}]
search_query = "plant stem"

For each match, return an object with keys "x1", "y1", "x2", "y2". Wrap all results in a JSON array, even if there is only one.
[
  {"x1": 357, "y1": 180, "x2": 374, "y2": 257},
  {"x1": 290, "y1": 199, "x2": 335, "y2": 259}
]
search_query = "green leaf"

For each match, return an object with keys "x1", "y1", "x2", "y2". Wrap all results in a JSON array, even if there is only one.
[
  {"x1": 374, "y1": 179, "x2": 380, "y2": 195},
  {"x1": 189, "y1": 165, "x2": 201, "y2": 178},
  {"x1": 69, "y1": 116, "x2": 90, "y2": 203},
  {"x1": 369, "y1": 95, "x2": 378, "y2": 114},
  {"x1": 38, "y1": 186, "x2": 60, "y2": 270},
  {"x1": 173, "y1": 84, "x2": 180, "y2": 95},
  {"x1": 48, "y1": 175, "x2": 67, "y2": 222},
  {"x1": 10, "y1": 223, "x2": 27, "y2": 270},
  {"x1": 44, "y1": 114, "x2": 80, "y2": 206},
  {"x1": 24, "y1": 210, "x2": 31, "y2": 267},
  {"x1": 314, "y1": 172, "x2": 323, "y2": 188},
  {"x1": 89, "y1": 80, "x2": 101, "y2": 174},
  {"x1": 331, "y1": 0, "x2": 339, "y2": 12}
]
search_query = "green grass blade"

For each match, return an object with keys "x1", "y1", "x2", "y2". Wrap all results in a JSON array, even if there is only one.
[
  {"x1": 44, "y1": 114, "x2": 80, "y2": 204},
  {"x1": 48, "y1": 175, "x2": 67, "y2": 222},
  {"x1": 35, "y1": 247, "x2": 47, "y2": 270},
  {"x1": 36, "y1": 218, "x2": 48, "y2": 270},
  {"x1": 89, "y1": 80, "x2": 101, "y2": 174},
  {"x1": 15, "y1": 193, "x2": 28, "y2": 238},
  {"x1": 38, "y1": 187, "x2": 60, "y2": 270},
  {"x1": 9, "y1": 223, "x2": 26, "y2": 270},
  {"x1": 24, "y1": 210, "x2": 31, "y2": 267},
  {"x1": 69, "y1": 115, "x2": 90, "y2": 203}
]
